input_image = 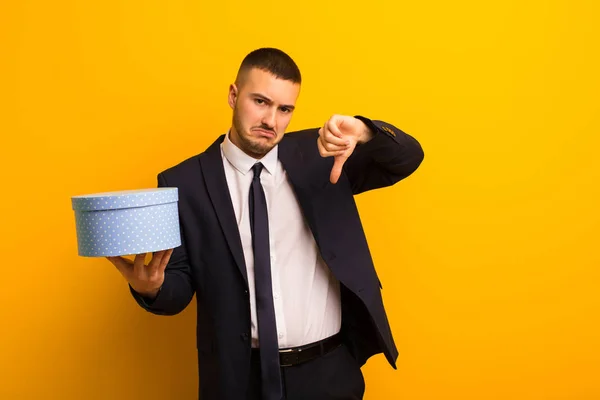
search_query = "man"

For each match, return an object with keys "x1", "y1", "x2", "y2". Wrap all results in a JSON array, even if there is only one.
[{"x1": 107, "y1": 47, "x2": 424, "y2": 400}]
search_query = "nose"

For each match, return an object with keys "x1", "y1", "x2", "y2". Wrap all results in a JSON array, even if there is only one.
[{"x1": 261, "y1": 107, "x2": 276, "y2": 130}]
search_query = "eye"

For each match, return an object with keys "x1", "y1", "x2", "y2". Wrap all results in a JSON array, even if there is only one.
[
  {"x1": 255, "y1": 98, "x2": 265, "y2": 105},
  {"x1": 280, "y1": 107, "x2": 291, "y2": 113}
]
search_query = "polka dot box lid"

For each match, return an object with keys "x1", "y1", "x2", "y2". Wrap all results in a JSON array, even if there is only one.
[{"x1": 71, "y1": 188, "x2": 181, "y2": 257}]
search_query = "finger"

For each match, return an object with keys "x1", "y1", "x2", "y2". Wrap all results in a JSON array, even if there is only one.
[
  {"x1": 322, "y1": 124, "x2": 348, "y2": 147},
  {"x1": 330, "y1": 156, "x2": 348, "y2": 184},
  {"x1": 148, "y1": 250, "x2": 166, "y2": 272},
  {"x1": 133, "y1": 253, "x2": 147, "y2": 276},
  {"x1": 326, "y1": 124, "x2": 356, "y2": 152},
  {"x1": 317, "y1": 137, "x2": 347, "y2": 158},
  {"x1": 326, "y1": 117, "x2": 346, "y2": 140},
  {"x1": 107, "y1": 256, "x2": 133, "y2": 276},
  {"x1": 322, "y1": 140, "x2": 348, "y2": 152},
  {"x1": 320, "y1": 126, "x2": 350, "y2": 150},
  {"x1": 158, "y1": 248, "x2": 174, "y2": 272},
  {"x1": 150, "y1": 249, "x2": 169, "y2": 266}
]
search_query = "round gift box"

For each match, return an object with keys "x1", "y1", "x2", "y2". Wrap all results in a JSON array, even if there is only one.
[{"x1": 71, "y1": 188, "x2": 181, "y2": 257}]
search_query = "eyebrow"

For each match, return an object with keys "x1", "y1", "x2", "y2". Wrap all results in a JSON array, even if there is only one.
[{"x1": 249, "y1": 92, "x2": 295, "y2": 110}]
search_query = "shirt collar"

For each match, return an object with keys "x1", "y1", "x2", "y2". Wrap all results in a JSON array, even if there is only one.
[{"x1": 221, "y1": 130, "x2": 278, "y2": 176}]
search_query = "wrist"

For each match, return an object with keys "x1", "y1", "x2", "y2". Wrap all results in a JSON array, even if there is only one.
[
  {"x1": 136, "y1": 286, "x2": 161, "y2": 300},
  {"x1": 356, "y1": 119, "x2": 375, "y2": 144}
]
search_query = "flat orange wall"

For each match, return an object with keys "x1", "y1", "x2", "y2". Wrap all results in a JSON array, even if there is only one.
[{"x1": 1, "y1": 1, "x2": 599, "y2": 399}]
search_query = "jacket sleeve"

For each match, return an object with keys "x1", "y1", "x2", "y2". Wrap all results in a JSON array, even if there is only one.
[
  {"x1": 343, "y1": 115, "x2": 425, "y2": 195},
  {"x1": 129, "y1": 172, "x2": 196, "y2": 315}
]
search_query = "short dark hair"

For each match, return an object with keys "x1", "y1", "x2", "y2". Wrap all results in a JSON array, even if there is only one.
[{"x1": 236, "y1": 47, "x2": 301, "y2": 85}]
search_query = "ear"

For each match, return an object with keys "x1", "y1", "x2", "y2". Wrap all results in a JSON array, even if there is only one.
[{"x1": 228, "y1": 84, "x2": 238, "y2": 110}]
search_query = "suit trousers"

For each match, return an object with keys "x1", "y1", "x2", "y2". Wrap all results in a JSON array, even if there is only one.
[{"x1": 247, "y1": 343, "x2": 366, "y2": 400}]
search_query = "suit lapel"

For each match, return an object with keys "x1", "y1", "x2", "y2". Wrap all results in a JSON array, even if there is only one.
[
  {"x1": 279, "y1": 134, "x2": 340, "y2": 266},
  {"x1": 278, "y1": 135, "x2": 327, "y2": 246},
  {"x1": 199, "y1": 135, "x2": 248, "y2": 287},
  {"x1": 278, "y1": 136, "x2": 305, "y2": 191},
  {"x1": 198, "y1": 133, "x2": 331, "y2": 289}
]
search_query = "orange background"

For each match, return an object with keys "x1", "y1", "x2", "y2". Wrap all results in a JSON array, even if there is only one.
[{"x1": 1, "y1": 1, "x2": 599, "y2": 399}]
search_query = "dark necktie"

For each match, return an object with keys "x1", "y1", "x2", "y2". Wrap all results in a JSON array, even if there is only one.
[{"x1": 249, "y1": 162, "x2": 282, "y2": 400}]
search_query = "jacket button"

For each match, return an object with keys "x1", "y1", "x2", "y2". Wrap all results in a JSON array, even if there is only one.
[{"x1": 240, "y1": 332, "x2": 249, "y2": 341}]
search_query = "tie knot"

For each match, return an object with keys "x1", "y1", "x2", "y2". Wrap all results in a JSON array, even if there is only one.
[{"x1": 252, "y1": 162, "x2": 264, "y2": 179}]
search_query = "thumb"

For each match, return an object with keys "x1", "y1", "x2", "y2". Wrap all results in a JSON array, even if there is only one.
[{"x1": 330, "y1": 155, "x2": 347, "y2": 184}]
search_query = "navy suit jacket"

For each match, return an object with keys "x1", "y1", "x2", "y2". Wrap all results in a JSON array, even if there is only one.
[{"x1": 130, "y1": 116, "x2": 424, "y2": 400}]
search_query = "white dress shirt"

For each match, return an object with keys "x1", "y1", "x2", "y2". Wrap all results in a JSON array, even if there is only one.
[{"x1": 220, "y1": 132, "x2": 342, "y2": 348}]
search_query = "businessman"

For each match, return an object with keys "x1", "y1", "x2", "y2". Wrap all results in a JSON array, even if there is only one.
[{"x1": 107, "y1": 47, "x2": 424, "y2": 400}]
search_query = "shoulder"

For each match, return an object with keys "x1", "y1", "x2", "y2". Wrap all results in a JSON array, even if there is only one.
[
  {"x1": 157, "y1": 135, "x2": 224, "y2": 185},
  {"x1": 281, "y1": 127, "x2": 321, "y2": 156},
  {"x1": 280, "y1": 127, "x2": 335, "y2": 178},
  {"x1": 283, "y1": 127, "x2": 319, "y2": 142},
  {"x1": 157, "y1": 154, "x2": 202, "y2": 185}
]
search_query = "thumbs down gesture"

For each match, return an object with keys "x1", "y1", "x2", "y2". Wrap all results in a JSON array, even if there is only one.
[{"x1": 317, "y1": 115, "x2": 375, "y2": 184}]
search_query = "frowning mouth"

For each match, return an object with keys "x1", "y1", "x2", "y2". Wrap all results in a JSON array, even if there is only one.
[{"x1": 253, "y1": 128, "x2": 276, "y2": 138}]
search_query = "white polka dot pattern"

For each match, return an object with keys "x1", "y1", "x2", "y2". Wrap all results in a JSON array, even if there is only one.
[
  {"x1": 71, "y1": 188, "x2": 178, "y2": 211},
  {"x1": 71, "y1": 188, "x2": 181, "y2": 257}
]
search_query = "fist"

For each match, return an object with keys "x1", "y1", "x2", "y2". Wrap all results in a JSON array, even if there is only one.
[{"x1": 317, "y1": 115, "x2": 373, "y2": 184}]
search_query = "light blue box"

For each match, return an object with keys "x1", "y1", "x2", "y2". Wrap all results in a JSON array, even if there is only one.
[{"x1": 71, "y1": 188, "x2": 181, "y2": 257}]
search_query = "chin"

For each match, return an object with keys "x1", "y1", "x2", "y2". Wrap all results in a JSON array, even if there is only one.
[
  {"x1": 238, "y1": 137, "x2": 268, "y2": 155},
  {"x1": 253, "y1": 143, "x2": 275, "y2": 155}
]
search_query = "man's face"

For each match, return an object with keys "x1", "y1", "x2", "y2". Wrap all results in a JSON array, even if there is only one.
[{"x1": 228, "y1": 68, "x2": 300, "y2": 158}]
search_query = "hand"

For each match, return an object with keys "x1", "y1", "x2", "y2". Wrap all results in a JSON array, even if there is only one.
[
  {"x1": 106, "y1": 249, "x2": 174, "y2": 299},
  {"x1": 317, "y1": 115, "x2": 374, "y2": 184}
]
